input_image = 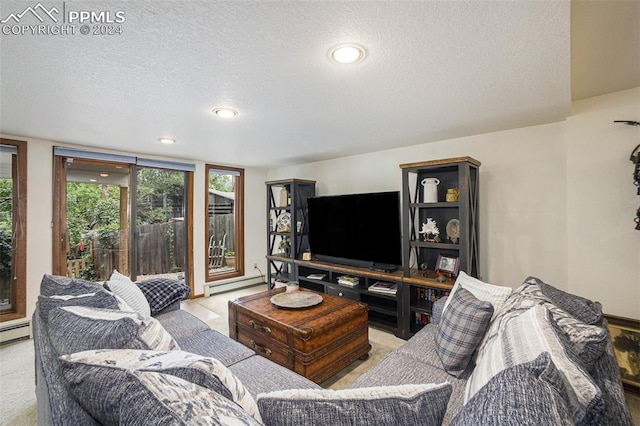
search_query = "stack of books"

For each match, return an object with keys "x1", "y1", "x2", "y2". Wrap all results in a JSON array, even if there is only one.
[
  {"x1": 337, "y1": 275, "x2": 359, "y2": 287},
  {"x1": 368, "y1": 281, "x2": 397, "y2": 295}
]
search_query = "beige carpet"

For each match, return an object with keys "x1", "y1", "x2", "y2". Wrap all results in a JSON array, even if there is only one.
[{"x1": 0, "y1": 338, "x2": 37, "y2": 425}]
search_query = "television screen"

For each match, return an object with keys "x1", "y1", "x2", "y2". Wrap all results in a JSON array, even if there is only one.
[{"x1": 308, "y1": 191, "x2": 402, "y2": 269}]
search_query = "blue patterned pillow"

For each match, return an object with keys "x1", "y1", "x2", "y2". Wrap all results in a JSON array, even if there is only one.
[
  {"x1": 48, "y1": 306, "x2": 180, "y2": 355},
  {"x1": 257, "y1": 383, "x2": 452, "y2": 426},
  {"x1": 435, "y1": 287, "x2": 494, "y2": 377},
  {"x1": 38, "y1": 290, "x2": 120, "y2": 323},
  {"x1": 60, "y1": 349, "x2": 261, "y2": 422},
  {"x1": 39, "y1": 274, "x2": 104, "y2": 297},
  {"x1": 527, "y1": 277, "x2": 602, "y2": 325},
  {"x1": 451, "y1": 352, "x2": 573, "y2": 426},
  {"x1": 60, "y1": 357, "x2": 261, "y2": 426},
  {"x1": 138, "y1": 278, "x2": 190, "y2": 315}
]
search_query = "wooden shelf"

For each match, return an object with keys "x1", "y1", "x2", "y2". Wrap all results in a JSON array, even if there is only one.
[{"x1": 266, "y1": 179, "x2": 316, "y2": 289}]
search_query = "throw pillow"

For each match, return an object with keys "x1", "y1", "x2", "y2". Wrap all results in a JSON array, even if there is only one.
[
  {"x1": 37, "y1": 290, "x2": 120, "y2": 323},
  {"x1": 465, "y1": 304, "x2": 604, "y2": 426},
  {"x1": 526, "y1": 276, "x2": 602, "y2": 325},
  {"x1": 256, "y1": 383, "x2": 452, "y2": 426},
  {"x1": 48, "y1": 306, "x2": 180, "y2": 355},
  {"x1": 435, "y1": 287, "x2": 494, "y2": 377},
  {"x1": 59, "y1": 358, "x2": 261, "y2": 426},
  {"x1": 493, "y1": 280, "x2": 607, "y2": 369},
  {"x1": 442, "y1": 271, "x2": 511, "y2": 319},
  {"x1": 451, "y1": 352, "x2": 573, "y2": 426},
  {"x1": 39, "y1": 274, "x2": 104, "y2": 297},
  {"x1": 60, "y1": 349, "x2": 261, "y2": 422},
  {"x1": 105, "y1": 269, "x2": 151, "y2": 316},
  {"x1": 137, "y1": 278, "x2": 191, "y2": 315}
]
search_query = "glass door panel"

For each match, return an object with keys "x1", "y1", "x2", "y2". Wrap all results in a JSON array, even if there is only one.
[
  {"x1": 133, "y1": 167, "x2": 188, "y2": 282},
  {"x1": 64, "y1": 160, "x2": 131, "y2": 281}
]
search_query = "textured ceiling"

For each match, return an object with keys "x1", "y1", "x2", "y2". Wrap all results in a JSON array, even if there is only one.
[{"x1": 0, "y1": 1, "x2": 627, "y2": 167}]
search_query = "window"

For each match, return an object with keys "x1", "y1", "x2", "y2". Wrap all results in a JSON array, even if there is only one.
[
  {"x1": 0, "y1": 139, "x2": 27, "y2": 322},
  {"x1": 206, "y1": 165, "x2": 244, "y2": 281}
]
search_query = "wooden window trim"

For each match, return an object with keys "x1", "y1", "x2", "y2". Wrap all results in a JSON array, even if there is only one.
[
  {"x1": 205, "y1": 164, "x2": 244, "y2": 283},
  {"x1": 0, "y1": 138, "x2": 27, "y2": 322}
]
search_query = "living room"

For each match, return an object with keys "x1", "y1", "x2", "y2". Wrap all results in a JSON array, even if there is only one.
[{"x1": 1, "y1": 1, "x2": 639, "y2": 424}]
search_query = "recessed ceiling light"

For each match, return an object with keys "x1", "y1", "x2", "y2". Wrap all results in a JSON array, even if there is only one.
[
  {"x1": 330, "y1": 44, "x2": 366, "y2": 64},
  {"x1": 100, "y1": 173, "x2": 109, "y2": 177},
  {"x1": 89, "y1": 178, "x2": 98, "y2": 182},
  {"x1": 213, "y1": 108, "x2": 238, "y2": 118},
  {"x1": 159, "y1": 138, "x2": 176, "y2": 144}
]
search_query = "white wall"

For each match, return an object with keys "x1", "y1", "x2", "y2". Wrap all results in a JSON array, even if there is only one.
[
  {"x1": 3, "y1": 87, "x2": 638, "y2": 325},
  {"x1": 0, "y1": 136, "x2": 268, "y2": 328},
  {"x1": 267, "y1": 87, "x2": 640, "y2": 319}
]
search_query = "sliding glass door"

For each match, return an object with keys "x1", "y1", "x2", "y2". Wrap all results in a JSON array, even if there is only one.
[{"x1": 53, "y1": 150, "x2": 193, "y2": 288}]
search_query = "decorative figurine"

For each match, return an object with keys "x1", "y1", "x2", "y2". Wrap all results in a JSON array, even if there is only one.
[{"x1": 419, "y1": 218, "x2": 440, "y2": 242}]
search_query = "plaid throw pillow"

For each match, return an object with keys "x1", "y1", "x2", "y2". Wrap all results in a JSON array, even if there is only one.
[
  {"x1": 137, "y1": 278, "x2": 191, "y2": 315},
  {"x1": 435, "y1": 287, "x2": 494, "y2": 377}
]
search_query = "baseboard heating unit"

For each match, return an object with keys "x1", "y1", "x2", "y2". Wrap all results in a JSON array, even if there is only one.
[
  {"x1": 204, "y1": 275, "x2": 265, "y2": 297},
  {"x1": 0, "y1": 320, "x2": 31, "y2": 345}
]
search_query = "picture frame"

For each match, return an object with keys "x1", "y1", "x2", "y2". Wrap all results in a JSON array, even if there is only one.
[
  {"x1": 604, "y1": 314, "x2": 640, "y2": 395},
  {"x1": 435, "y1": 254, "x2": 459, "y2": 276}
]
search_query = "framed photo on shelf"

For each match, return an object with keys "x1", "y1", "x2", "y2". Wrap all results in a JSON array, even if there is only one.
[
  {"x1": 604, "y1": 314, "x2": 640, "y2": 394},
  {"x1": 435, "y1": 254, "x2": 459, "y2": 277}
]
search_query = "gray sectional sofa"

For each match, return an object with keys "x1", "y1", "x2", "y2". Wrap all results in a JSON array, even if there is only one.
[{"x1": 33, "y1": 274, "x2": 633, "y2": 425}]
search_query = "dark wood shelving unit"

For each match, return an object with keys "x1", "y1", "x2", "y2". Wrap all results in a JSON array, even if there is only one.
[
  {"x1": 266, "y1": 179, "x2": 315, "y2": 289},
  {"x1": 400, "y1": 157, "x2": 480, "y2": 335}
]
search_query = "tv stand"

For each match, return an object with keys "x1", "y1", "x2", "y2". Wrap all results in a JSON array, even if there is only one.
[{"x1": 294, "y1": 259, "x2": 453, "y2": 339}]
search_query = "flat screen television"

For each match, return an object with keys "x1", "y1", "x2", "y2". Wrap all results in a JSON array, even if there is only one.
[{"x1": 307, "y1": 191, "x2": 402, "y2": 271}]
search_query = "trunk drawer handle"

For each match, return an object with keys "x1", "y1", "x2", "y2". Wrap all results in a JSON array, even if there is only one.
[
  {"x1": 250, "y1": 340, "x2": 272, "y2": 356},
  {"x1": 248, "y1": 320, "x2": 271, "y2": 335}
]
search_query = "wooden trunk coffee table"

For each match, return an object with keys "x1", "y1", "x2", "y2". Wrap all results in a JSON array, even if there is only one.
[{"x1": 228, "y1": 288, "x2": 371, "y2": 384}]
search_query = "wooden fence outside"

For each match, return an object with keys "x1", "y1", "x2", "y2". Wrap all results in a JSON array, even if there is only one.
[{"x1": 71, "y1": 215, "x2": 234, "y2": 280}]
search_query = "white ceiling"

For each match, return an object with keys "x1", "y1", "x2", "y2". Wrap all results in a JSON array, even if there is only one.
[{"x1": 0, "y1": 1, "x2": 638, "y2": 167}]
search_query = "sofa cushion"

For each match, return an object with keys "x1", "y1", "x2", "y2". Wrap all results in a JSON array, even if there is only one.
[
  {"x1": 257, "y1": 383, "x2": 452, "y2": 426},
  {"x1": 60, "y1": 357, "x2": 261, "y2": 426},
  {"x1": 40, "y1": 274, "x2": 104, "y2": 297},
  {"x1": 466, "y1": 305, "x2": 604, "y2": 426},
  {"x1": 37, "y1": 290, "x2": 120, "y2": 323},
  {"x1": 396, "y1": 324, "x2": 451, "y2": 370},
  {"x1": 350, "y1": 351, "x2": 468, "y2": 425},
  {"x1": 451, "y1": 352, "x2": 573, "y2": 426},
  {"x1": 435, "y1": 287, "x2": 493, "y2": 377},
  {"x1": 228, "y1": 354, "x2": 321, "y2": 396},
  {"x1": 527, "y1": 276, "x2": 602, "y2": 325},
  {"x1": 495, "y1": 280, "x2": 607, "y2": 368},
  {"x1": 137, "y1": 278, "x2": 191, "y2": 315},
  {"x1": 174, "y1": 329, "x2": 256, "y2": 366},
  {"x1": 105, "y1": 270, "x2": 151, "y2": 316},
  {"x1": 48, "y1": 306, "x2": 179, "y2": 355},
  {"x1": 154, "y1": 308, "x2": 211, "y2": 339},
  {"x1": 60, "y1": 349, "x2": 261, "y2": 422},
  {"x1": 442, "y1": 271, "x2": 511, "y2": 319}
]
